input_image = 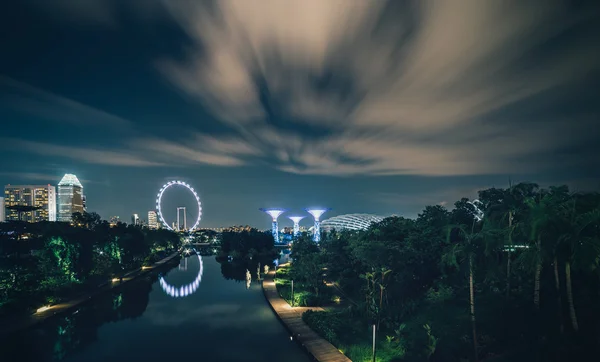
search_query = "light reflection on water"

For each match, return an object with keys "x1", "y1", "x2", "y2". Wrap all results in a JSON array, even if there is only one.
[
  {"x1": 1, "y1": 255, "x2": 310, "y2": 362},
  {"x1": 159, "y1": 253, "x2": 203, "y2": 298}
]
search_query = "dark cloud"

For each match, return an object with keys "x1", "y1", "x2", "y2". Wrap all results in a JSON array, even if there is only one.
[{"x1": 1, "y1": 0, "x2": 599, "y2": 225}]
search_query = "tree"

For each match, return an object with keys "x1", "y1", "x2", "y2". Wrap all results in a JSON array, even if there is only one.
[
  {"x1": 72, "y1": 212, "x2": 102, "y2": 230},
  {"x1": 555, "y1": 192, "x2": 600, "y2": 332},
  {"x1": 480, "y1": 183, "x2": 539, "y2": 298},
  {"x1": 519, "y1": 188, "x2": 551, "y2": 310},
  {"x1": 39, "y1": 236, "x2": 80, "y2": 282},
  {"x1": 444, "y1": 199, "x2": 486, "y2": 362}
]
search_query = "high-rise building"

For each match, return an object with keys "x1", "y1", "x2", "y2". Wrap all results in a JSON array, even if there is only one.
[
  {"x1": 132, "y1": 213, "x2": 139, "y2": 226},
  {"x1": 148, "y1": 210, "x2": 158, "y2": 229},
  {"x1": 3, "y1": 185, "x2": 56, "y2": 222},
  {"x1": 82, "y1": 194, "x2": 87, "y2": 212},
  {"x1": 57, "y1": 174, "x2": 84, "y2": 222},
  {"x1": 0, "y1": 196, "x2": 5, "y2": 222}
]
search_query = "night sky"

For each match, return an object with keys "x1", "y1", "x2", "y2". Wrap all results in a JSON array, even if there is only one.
[{"x1": 1, "y1": 1, "x2": 599, "y2": 228}]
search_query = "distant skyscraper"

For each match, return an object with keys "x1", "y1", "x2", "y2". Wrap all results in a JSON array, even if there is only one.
[
  {"x1": 148, "y1": 210, "x2": 158, "y2": 229},
  {"x1": 0, "y1": 196, "x2": 5, "y2": 222},
  {"x1": 132, "y1": 213, "x2": 139, "y2": 226},
  {"x1": 4, "y1": 185, "x2": 56, "y2": 222},
  {"x1": 57, "y1": 174, "x2": 84, "y2": 222},
  {"x1": 82, "y1": 194, "x2": 87, "y2": 212}
]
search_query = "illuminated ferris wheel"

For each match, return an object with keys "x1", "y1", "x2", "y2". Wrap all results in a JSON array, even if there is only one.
[{"x1": 156, "y1": 180, "x2": 202, "y2": 231}]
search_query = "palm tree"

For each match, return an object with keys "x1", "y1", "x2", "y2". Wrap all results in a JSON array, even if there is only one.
[
  {"x1": 542, "y1": 187, "x2": 570, "y2": 333},
  {"x1": 521, "y1": 189, "x2": 554, "y2": 310},
  {"x1": 555, "y1": 193, "x2": 600, "y2": 332},
  {"x1": 480, "y1": 182, "x2": 539, "y2": 298},
  {"x1": 377, "y1": 268, "x2": 392, "y2": 331},
  {"x1": 444, "y1": 218, "x2": 484, "y2": 362}
]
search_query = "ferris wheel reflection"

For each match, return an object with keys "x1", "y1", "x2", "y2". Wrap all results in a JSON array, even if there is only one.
[{"x1": 159, "y1": 253, "x2": 204, "y2": 298}]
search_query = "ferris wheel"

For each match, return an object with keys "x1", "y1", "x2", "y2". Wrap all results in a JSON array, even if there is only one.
[{"x1": 156, "y1": 180, "x2": 202, "y2": 231}]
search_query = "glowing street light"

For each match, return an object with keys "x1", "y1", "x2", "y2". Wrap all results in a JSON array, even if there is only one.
[
  {"x1": 305, "y1": 208, "x2": 331, "y2": 242},
  {"x1": 260, "y1": 208, "x2": 287, "y2": 243},
  {"x1": 36, "y1": 305, "x2": 52, "y2": 313}
]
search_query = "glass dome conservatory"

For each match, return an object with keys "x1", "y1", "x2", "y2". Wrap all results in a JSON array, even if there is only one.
[{"x1": 320, "y1": 213, "x2": 384, "y2": 231}]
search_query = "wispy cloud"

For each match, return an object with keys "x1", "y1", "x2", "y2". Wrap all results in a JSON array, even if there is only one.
[
  {"x1": 0, "y1": 171, "x2": 102, "y2": 186},
  {"x1": 0, "y1": 172, "x2": 61, "y2": 183},
  {"x1": 129, "y1": 134, "x2": 260, "y2": 167},
  {"x1": 156, "y1": 0, "x2": 600, "y2": 176},
  {"x1": 13, "y1": 1, "x2": 600, "y2": 177},
  {"x1": 0, "y1": 76, "x2": 133, "y2": 128},
  {"x1": 1, "y1": 139, "x2": 162, "y2": 167}
]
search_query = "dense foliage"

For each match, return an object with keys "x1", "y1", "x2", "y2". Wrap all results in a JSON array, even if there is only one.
[
  {"x1": 293, "y1": 184, "x2": 600, "y2": 361},
  {"x1": 217, "y1": 228, "x2": 279, "y2": 280},
  {"x1": 1, "y1": 276, "x2": 155, "y2": 361},
  {"x1": 0, "y1": 212, "x2": 181, "y2": 317},
  {"x1": 274, "y1": 235, "x2": 334, "y2": 307}
]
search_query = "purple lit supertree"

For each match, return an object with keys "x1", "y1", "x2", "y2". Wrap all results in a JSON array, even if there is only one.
[
  {"x1": 288, "y1": 216, "x2": 305, "y2": 237},
  {"x1": 305, "y1": 208, "x2": 331, "y2": 242},
  {"x1": 260, "y1": 208, "x2": 287, "y2": 243}
]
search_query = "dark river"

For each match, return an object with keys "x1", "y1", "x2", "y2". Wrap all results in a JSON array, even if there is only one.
[{"x1": 1, "y1": 254, "x2": 310, "y2": 362}]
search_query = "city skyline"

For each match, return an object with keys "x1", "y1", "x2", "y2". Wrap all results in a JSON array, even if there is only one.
[{"x1": 1, "y1": 1, "x2": 599, "y2": 227}]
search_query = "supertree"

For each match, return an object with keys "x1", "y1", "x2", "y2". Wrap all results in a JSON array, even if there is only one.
[
  {"x1": 305, "y1": 208, "x2": 331, "y2": 242},
  {"x1": 259, "y1": 208, "x2": 287, "y2": 243},
  {"x1": 288, "y1": 216, "x2": 305, "y2": 237}
]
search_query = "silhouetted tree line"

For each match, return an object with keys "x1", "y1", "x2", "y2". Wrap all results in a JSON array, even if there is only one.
[
  {"x1": 217, "y1": 228, "x2": 279, "y2": 280},
  {"x1": 0, "y1": 212, "x2": 181, "y2": 317},
  {"x1": 292, "y1": 183, "x2": 600, "y2": 361},
  {"x1": 0, "y1": 275, "x2": 156, "y2": 362}
]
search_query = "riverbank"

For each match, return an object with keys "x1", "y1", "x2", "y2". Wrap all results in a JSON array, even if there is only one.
[
  {"x1": 262, "y1": 269, "x2": 351, "y2": 362},
  {"x1": 0, "y1": 251, "x2": 180, "y2": 337}
]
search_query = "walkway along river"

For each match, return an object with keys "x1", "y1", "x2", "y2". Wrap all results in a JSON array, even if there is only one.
[{"x1": 0, "y1": 254, "x2": 311, "y2": 362}]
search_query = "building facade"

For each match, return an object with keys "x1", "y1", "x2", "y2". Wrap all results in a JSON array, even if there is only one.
[
  {"x1": 148, "y1": 210, "x2": 158, "y2": 229},
  {"x1": 132, "y1": 213, "x2": 139, "y2": 226},
  {"x1": 57, "y1": 174, "x2": 84, "y2": 222},
  {"x1": 0, "y1": 196, "x2": 5, "y2": 222},
  {"x1": 3, "y1": 185, "x2": 57, "y2": 222}
]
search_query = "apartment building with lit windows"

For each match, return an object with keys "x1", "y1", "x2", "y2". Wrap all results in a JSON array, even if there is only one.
[
  {"x1": 3, "y1": 184, "x2": 57, "y2": 222},
  {"x1": 0, "y1": 196, "x2": 5, "y2": 222},
  {"x1": 148, "y1": 210, "x2": 158, "y2": 229}
]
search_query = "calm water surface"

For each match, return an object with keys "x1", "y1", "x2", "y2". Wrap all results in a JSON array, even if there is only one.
[{"x1": 2, "y1": 255, "x2": 310, "y2": 362}]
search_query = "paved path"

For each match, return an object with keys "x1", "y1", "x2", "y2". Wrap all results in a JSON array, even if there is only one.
[
  {"x1": 0, "y1": 252, "x2": 180, "y2": 337},
  {"x1": 262, "y1": 270, "x2": 352, "y2": 362}
]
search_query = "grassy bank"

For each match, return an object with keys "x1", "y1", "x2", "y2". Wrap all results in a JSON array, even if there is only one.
[{"x1": 274, "y1": 264, "x2": 337, "y2": 307}]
